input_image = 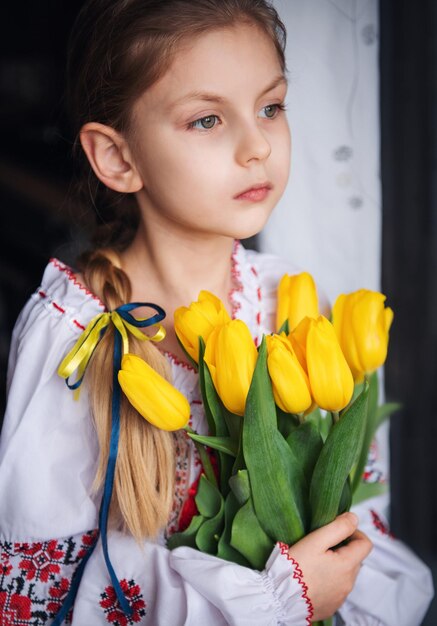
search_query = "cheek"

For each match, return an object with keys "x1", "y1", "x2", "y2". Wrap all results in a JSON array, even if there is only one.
[
  {"x1": 271, "y1": 125, "x2": 292, "y2": 188},
  {"x1": 142, "y1": 131, "x2": 227, "y2": 192}
]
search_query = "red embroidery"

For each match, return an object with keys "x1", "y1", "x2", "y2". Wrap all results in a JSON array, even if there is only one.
[
  {"x1": 0, "y1": 530, "x2": 98, "y2": 625},
  {"x1": 99, "y1": 579, "x2": 147, "y2": 625},
  {"x1": 0, "y1": 590, "x2": 32, "y2": 623},
  {"x1": 52, "y1": 302, "x2": 66, "y2": 315},
  {"x1": 177, "y1": 452, "x2": 219, "y2": 532},
  {"x1": 278, "y1": 542, "x2": 314, "y2": 625},
  {"x1": 38, "y1": 290, "x2": 47, "y2": 299},
  {"x1": 370, "y1": 510, "x2": 394, "y2": 538},
  {"x1": 229, "y1": 240, "x2": 243, "y2": 318},
  {"x1": 50, "y1": 258, "x2": 105, "y2": 308},
  {"x1": 73, "y1": 319, "x2": 86, "y2": 331},
  {"x1": 46, "y1": 578, "x2": 72, "y2": 619},
  {"x1": 163, "y1": 350, "x2": 196, "y2": 373},
  {"x1": 165, "y1": 430, "x2": 191, "y2": 537},
  {"x1": 15, "y1": 540, "x2": 65, "y2": 583}
]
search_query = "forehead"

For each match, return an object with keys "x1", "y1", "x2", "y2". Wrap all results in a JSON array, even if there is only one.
[{"x1": 139, "y1": 23, "x2": 285, "y2": 111}]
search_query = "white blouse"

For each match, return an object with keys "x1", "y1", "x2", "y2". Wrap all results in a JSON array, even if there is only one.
[{"x1": 0, "y1": 241, "x2": 433, "y2": 625}]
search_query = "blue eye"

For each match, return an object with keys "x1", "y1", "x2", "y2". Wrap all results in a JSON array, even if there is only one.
[
  {"x1": 186, "y1": 102, "x2": 287, "y2": 131},
  {"x1": 187, "y1": 115, "x2": 219, "y2": 130},
  {"x1": 260, "y1": 103, "x2": 288, "y2": 118}
]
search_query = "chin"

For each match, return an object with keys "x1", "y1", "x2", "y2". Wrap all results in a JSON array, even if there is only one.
[{"x1": 230, "y1": 209, "x2": 274, "y2": 240}]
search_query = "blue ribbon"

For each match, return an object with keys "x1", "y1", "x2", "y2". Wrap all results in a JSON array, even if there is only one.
[{"x1": 53, "y1": 302, "x2": 166, "y2": 625}]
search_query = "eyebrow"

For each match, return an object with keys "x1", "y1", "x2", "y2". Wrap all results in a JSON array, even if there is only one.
[{"x1": 169, "y1": 74, "x2": 288, "y2": 109}]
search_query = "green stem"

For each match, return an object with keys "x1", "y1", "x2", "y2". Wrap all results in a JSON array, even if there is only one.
[
  {"x1": 184, "y1": 425, "x2": 217, "y2": 487},
  {"x1": 332, "y1": 411, "x2": 340, "y2": 425}
]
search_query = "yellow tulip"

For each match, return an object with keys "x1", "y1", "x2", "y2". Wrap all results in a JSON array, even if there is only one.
[
  {"x1": 288, "y1": 316, "x2": 312, "y2": 372},
  {"x1": 266, "y1": 334, "x2": 312, "y2": 414},
  {"x1": 306, "y1": 316, "x2": 354, "y2": 412},
  {"x1": 118, "y1": 354, "x2": 190, "y2": 431},
  {"x1": 276, "y1": 272, "x2": 319, "y2": 332},
  {"x1": 204, "y1": 320, "x2": 258, "y2": 415},
  {"x1": 332, "y1": 289, "x2": 394, "y2": 380},
  {"x1": 174, "y1": 290, "x2": 231, "y2": 363}
]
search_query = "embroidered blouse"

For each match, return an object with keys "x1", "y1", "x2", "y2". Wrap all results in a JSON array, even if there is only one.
[{"x1": 0, "y1": 242, "x2": 433, "y2": 625}]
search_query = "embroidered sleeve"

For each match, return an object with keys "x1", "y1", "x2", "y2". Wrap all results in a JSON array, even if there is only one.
[
  {"x1": 262, "y1": 542, "x2": 314, "y2": 625},
  {"x1": 0, "y1": 531, "x2": 98, "y2": 625},
  {"x1": 169, "y1": 541, "x2": 313, "y2": 625}
]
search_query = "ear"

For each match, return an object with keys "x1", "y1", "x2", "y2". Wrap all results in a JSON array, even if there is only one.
[{"x1": 79, "y1": 122, "x2": 143, "y2": 193}]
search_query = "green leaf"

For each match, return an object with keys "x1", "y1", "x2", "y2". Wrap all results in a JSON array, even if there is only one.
[
  {"x1": 277, "y1": 407, "x2": 299, "y2": 439},
  {"x1": 198, "y1": 338, "x2": 234, "y2": 495},
  {"x1": 243, "y1": 337, "x2": 307, "y2": 544},
  {"x1": 352, "y1": 480, "x2": 388, "y2": 505},
  {"x1": 309, "y1": 384, "x2": 369, "y2": 530},
  {"x1": 216, "y1": 491, "x2": 250, "y2": 567},
  {"x1": 351, "y1": 373, "x2": 379, "y2": 494},
  {"x1": 187, "y1": 433, "x2": 237, "y2": 457},
  {"x1": 198, "y1": 337, "x2": 227, "y2": 438},
  {"x1": 230, "y1": 497, "x2": 274, "y2": 570},
  {"x1": 229, "y1": 470, "x2": 251, "y2": 506},
  {"x1": 175, "y1": 333, "x2": 199, "y2": 371},
  {"x1": 195, "y1": 475, "x2": 222, "y2": 518},
  {"x1": 223, "y1": 408, "x2": 242, "y2": 442},
  {"x1": 287, "y1": 421, "x2": 323, "y2": 485},
  {"x1": 337, "y1": 476, "x2": 352, "y2": 515},
  {"x1": 277, "y1": 319, "x2": 289, "y2": 335},
  {"x1": 166, "y1": 514, "x2": 205, "y2": 550},
  {"x1": 222, "y1": 408, "x2": 246, "y2": 487},
  {"x1": 195, "y1": 494, "x2": 225, "y2": 555}
]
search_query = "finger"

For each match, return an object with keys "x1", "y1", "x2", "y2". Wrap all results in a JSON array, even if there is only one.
[
  {"x1": 335, "y1": 529, "x2": 373, "y2": 562},
  {"x1": 310, "y1": 512, "x2": 359, "y2": 552}
]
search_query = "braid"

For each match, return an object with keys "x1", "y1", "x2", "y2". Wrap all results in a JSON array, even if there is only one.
[{"x1": 78, "y1": 248, "x2": 176, "y2": 540}]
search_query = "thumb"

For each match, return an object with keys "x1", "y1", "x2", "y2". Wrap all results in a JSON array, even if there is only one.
[{"x1": 311, "y1": 512, "x2": 358, "y2": 552}]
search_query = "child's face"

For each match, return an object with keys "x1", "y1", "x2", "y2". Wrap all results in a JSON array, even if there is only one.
[{"x1": 130, "y1": 22, "x2": 291, "y2": 240}]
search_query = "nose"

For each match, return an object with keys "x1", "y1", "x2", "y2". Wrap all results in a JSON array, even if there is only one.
[{"x1": 235, "y1": 119, "x2": 272, "y2": 165}]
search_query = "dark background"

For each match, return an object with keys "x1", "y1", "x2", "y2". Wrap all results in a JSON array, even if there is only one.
[{"x1": 1, "y1": 2, "x2": 436, "y2": 623}]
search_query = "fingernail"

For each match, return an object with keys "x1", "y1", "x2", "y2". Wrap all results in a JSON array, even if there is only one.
[{"x1": 343, "y1": 512, "x2": 358, "y2": 524}]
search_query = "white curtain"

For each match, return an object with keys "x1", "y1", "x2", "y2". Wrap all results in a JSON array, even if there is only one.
[{"x1": 264, "y1": 0, "x2": 381, "y2": 304}]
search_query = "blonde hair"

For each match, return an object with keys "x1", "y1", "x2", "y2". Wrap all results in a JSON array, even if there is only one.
[{"x1": 79, "y1": 250, "x2": 175, "y2": 540}]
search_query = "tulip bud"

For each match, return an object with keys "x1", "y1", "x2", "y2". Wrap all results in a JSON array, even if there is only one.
[
  {"x1": 204, "y1": 320, "x2": 258, "y2": 415},
  {"x1": 118, "y1": 354, "x2": 190, "y2": 431},
  {"x1": 288, "y1": 316, "x2": 312, "y2": 372},
  {"x1": 266, "y1": 334, "x2": 312, "y2": 414},
  {"x1": 332, "y1": 290, "x2": 394, "y2": 380},
  {"x1": 174, "y1": 291, "x2": 231, "y2": 363},
  {"x1": 276, "y1": 272, "x2": 319, "y2": 332},
  {"x1": 306, "y1": 316, "x2": 354, "y2": 412}
]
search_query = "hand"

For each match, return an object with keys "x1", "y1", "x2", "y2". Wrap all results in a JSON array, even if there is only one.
[{"x1": 287, "y1": 512, "x2": 373, "y2": 621}]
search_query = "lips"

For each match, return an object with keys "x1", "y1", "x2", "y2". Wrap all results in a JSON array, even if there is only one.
[{"x1": 234, "y1": 182, "x2": 273, "y2": 199}]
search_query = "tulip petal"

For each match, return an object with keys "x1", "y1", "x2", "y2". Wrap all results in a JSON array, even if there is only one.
[
  {"x1": 174, "y1": 291, "x2": 230, "y2": 363},
  {"x1": 205, "y1": 320, "x2": 257, "y2": 415},
  {"x1": 118, "y1": 354, "x2": 190, "y2": 430},
  {"x1": 266, "y1": 335, "x2": 312, "y2": 413},
  {"x1": 306, "y1": 317, "x2": 354, "y2": 412},
  {"x1": 287, "y1": 272, "x2": 319, "y2": 332}
]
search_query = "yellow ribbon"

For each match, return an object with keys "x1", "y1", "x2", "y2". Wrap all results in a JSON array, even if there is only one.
[{"x1": 58, "y1": 310, "x2": 166, "y2": 397}]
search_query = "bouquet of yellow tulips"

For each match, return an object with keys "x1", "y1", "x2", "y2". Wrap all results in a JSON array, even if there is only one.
[{"x1": 162, "y1": 272, "x2": 397, "y2": 575}]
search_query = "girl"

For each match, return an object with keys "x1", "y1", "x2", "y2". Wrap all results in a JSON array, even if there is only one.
[{"x1": 0, "y1": 1, "x2": 432, "y2": 624}]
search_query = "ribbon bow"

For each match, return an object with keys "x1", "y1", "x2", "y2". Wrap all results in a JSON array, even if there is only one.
[
  {"x1": 58, "y1": 303, "x2": 166, "y2": 394},
  {"x1": 53, "y1": 302, "x2": 166, "y2": 625}
]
